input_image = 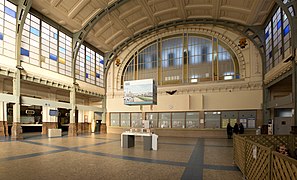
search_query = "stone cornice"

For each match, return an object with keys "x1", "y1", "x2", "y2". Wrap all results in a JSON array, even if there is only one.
[
  {"x1": 264, "y1": 61, "x2": 292, "y2": 85},
  {"x1": 0, "y1": 65, "x2": 103, "y2": 98},
  {"x1": 0, "y1": 66, "x2": 15, "y2": 78},
  {"x1": 107, "y1": 80, "x2": 262, "y2": 98}
]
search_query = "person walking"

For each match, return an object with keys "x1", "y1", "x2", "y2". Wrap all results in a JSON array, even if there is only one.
[{"x1": 227, "y1": 123, "x2": 233, "y2": 139}]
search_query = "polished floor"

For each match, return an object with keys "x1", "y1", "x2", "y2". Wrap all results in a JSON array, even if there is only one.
[{"x1": 0, "y1": 133, "x2": 242, "y2": 180}]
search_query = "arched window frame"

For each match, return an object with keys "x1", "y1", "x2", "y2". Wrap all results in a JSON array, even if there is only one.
[{"x1": 121, "y1": 33, "x2": 240, "y2": 88}]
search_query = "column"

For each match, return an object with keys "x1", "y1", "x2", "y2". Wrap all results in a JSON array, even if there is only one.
[
  {"x1": 88, "y1": 111, "x2": 94, "y2": 133},
  {"x1": 100, "y1": 96, "x2": 107, "y2": 134},
  {"x1": 77, "y1": 110, "x2": 84, "y2": 134},
  {"x1": 11, "y1": 0, "x2": 32, "y2": 140},
  {"x1": 0, "y1": 79, "x2": 4, "y2": 136},
  {"x1": 263, "y1": 87, "x2": 270, "y2": 125},
  {"x1": 290, "y1": 4, "x2": 297, "y2": 133},
  {"x1": 3, "y1": 102, "x2": 8, "y2": 136},
  {"x1": 292, "y1": 60, "x2": 297, "y2": 134},
  {"x1": 0, "y1": 102, "x2": 5, "y2": 136},
  {"x1": 11, "y1": 70, "x2": 23, "y2": 140},
  {"x1": 41, "y1": 105, "x2": 59, "y2": 134},
  {"x1": 68, "y1": 88, "x2": 77, "y2": 136},
  {"x1": 41, "y1": 106, "x2": 48, "y2": 134}
]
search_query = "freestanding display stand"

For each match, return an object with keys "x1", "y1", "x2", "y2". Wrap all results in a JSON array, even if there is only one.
[
  {"x1": 121, "y1": 131, "x2": 158, "y2": 150},
  {"x1": 143, "y1": 136, "x2": 152, "y2": 150},
  {"x1": 122, "y1": 135, "x2": 135, "y2": 148}
]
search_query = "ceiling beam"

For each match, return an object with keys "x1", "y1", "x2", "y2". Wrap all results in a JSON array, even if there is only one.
[
  {"x1": 174, "y1": 0, "x2": 186, "y2": 19},
  {"x1": 68, "y1": 0, "x2": 90, "y2": 19},
  {"x1": 136, "y1": 0, "x2": 156, "y2": 25},
  {"x1": 212, "y1": 0, "x2": 221, "y2": 19},
  {"x1": 109, "y1": 11, "x2": 134, "y2": 36},
  {"x1": 246, "y1": 0, "x2": 266, "y2": 24}
]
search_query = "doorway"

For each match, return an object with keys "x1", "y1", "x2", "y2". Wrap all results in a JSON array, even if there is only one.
[
  {"x1": 274, "y1": 117, "x2": 292, "y2": 134},
  {"x1": 274, "y1": 108, "x2": 293, "y2": 135}
]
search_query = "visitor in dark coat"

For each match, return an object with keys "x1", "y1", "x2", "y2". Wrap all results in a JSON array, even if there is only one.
[
  {"x1": 239, "y1": 123, "x2": 244, "y2": 134},
  {"x1": 227, "y1": 123, "x2": 233, "y2": 139},
  {"x1": 233, "y1": 123, "x2": 239, "y2": 134}
]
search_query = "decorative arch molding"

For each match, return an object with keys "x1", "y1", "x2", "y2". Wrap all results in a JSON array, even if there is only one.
[{"x1": 115, "y1": 26, "x2": 248, "y2": 88}]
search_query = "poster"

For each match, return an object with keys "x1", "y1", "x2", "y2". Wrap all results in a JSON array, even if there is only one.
[{"x1": 124, "y1": 79, "x2": 157, "y2": 105}]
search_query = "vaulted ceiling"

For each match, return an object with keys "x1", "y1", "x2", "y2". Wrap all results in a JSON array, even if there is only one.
[{"x1": 31, "y1": 0, "x2": 275, "y2": 53}]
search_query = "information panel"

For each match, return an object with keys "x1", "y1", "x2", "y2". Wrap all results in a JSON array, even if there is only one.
[{"x1": 124, "y1": 79, "x2": 157, "y2": 105}]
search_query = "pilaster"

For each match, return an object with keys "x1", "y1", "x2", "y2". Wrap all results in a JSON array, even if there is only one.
[
  {"x1": 77, "y1": 110, "x2": 84, "y2": 134},
  {"x1": 0, "y1": 102, "x2": 4, "y2": 136},
  {"x1": 0, "y1": 102, "x2": 8, "y2": 136},
  {"x1": 11, "y1": 70, "x2": 22, "y2": 140},
  {"x1": 42, "y1": 106, "x2": 58, "y2": 134},
  {"x1": 41, "y1": 105, "x2": 48, "y2": 134},
  {"x1": 11, "y1": 122, "x2": 23, "y2": 140},
  {"x1": 68, "y1": 88, "x2": 77, "y2": 136},
  {"x1": 87, "y1": 111, "x2": 94, "y2": 133},
  {"x1": 100, "y1": 123, "x2": 107, "y2": 134}
]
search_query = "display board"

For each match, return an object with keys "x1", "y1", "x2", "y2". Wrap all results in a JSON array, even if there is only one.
[
  {"x1": 49, "y1": 109, "x2": 59, "y2": 116},
  {"x1": 124, "y1": 79, "x2": 157, "y2": 105}
]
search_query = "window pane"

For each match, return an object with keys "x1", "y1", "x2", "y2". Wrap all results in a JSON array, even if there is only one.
[
  {"x1": 120, "y1": 113, "x2": 130, "y2": 127},
  {"x1": 205, "y1": 112, "x2": 221, "y2": 128},
  {"x1": 146, "y1": 112, "x2": 158, "y2": 128},
  {"x1": 123, "y1": 58, "x2": 135, "y2": 84},
  {"x1": 188, "y1": 36, "x2": 213, "y2": 83},
  {"x1": 0, "y1": 0, "x2": 16, "y2": 58},
  {"x1": 218, "y1": 44, "x2": 237, "y2": 80},
  {"x1": 58, "y1": 32, "x2": 72, "y2": 76},
  {"x1": 131, "y1": 112, "x2": 142, "y2": 128},
  {"x1": 110, "y1": 113, "x2": 120, "y2": 126},
  {"x1": 138, "y1": 43, "x2": 158, "y2": 81},
  {"x1": 161, "y1": 37, "x2": 183, "y2": 85},
  {"x1": 158, "y1": 113, "x2": 171, "y2": 128},
  {"x1": 186, "y1": 112, "x2": 199, "y2": 128},
  {"x1": 172, "y1": 112, "x2": 185, "y2": 128},
  {"x1": 76, "y1": 45, "x2": 85, "y2": 81},
  {"x1": 239, "y1": 111, "x2": 256, "y2": 128},
  {"x1": 96, "y1": 53, "x2": 104, "y2": 87}
]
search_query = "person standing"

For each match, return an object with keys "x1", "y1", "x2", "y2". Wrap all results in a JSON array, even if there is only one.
[
  {"x1": 227, "y1": 123, "x2": 233, "y2": 139},
  {"x1": 233, "y1": 123, "x2": 239, "y2": 134},
  {"x1": 239, "y1": 123, "x2": 244, "y2": 134}
]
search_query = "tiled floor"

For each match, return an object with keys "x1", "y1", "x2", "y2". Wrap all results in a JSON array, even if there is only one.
[{"x1": 0, "y1": 133, "x2": 243, "y2": 180}]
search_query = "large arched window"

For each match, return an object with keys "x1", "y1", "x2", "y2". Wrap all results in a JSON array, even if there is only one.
[{"x1": 122, "y1": 33, "x2": 239, "y2": 87}]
